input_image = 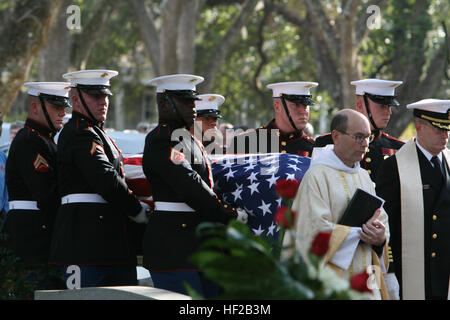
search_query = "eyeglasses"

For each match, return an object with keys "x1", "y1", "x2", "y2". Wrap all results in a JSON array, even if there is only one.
[{"x1": 336, "y1": 130, "x2": 374, "y2": 144}]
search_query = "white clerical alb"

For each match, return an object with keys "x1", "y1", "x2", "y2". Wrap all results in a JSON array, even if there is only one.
[{"x1": 292, "y1": 145, "x2": 390, "y2": 299}]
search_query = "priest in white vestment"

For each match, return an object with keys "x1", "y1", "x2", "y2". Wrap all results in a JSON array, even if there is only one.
[{"x1": 292, "y1": 109, "x2": 391, "y2": 300}]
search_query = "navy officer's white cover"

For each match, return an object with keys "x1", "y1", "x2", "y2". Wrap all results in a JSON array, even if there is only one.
[
  {"x1": 351, "y1": 79, "x2": 403, "y2": 96},
  {"x1": 267, "y1": 81, "x2": 318, "y2": 97},
  {"x1": 407, "y1": 98, "x2": 450, "y2": 130},
  {"x1": 147, "y1": 74, "x2": 204, "y2": 93},
  {"x1": 195, "y1": 94, "x2": 224, "y2": 118}
]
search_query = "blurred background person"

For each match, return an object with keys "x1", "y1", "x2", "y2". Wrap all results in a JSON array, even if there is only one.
[{"x1": 9, "y1": 120, "x2": 25, "y2": 142}]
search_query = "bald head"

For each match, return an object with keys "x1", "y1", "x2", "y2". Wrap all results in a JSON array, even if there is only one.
[
  {"x1": 331, "y1": 109, "x2": 370, "y2": 133},
  {"x1": 331, "y1": 109, "x2": 371, "y2": 168}
]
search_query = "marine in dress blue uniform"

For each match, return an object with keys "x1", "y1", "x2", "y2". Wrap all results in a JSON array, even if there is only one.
[
  {"x1": 2, "y1": 82, "x2": 71, "y2": 289},
  {"x1": 230, "y1": 81, "x2": 317, "y2": 156},
  {"x1": 190, "y1": 93, "x2": 226, "y2": 154},
  {"x1": 142, "y1": 74, "x2": 247, "y2": 297},
  {"x1": 314, "y1": 79, "x2": 405, "y2": 181},
  {"x1": 49, "y1": 70, "x2": 149, "y2": 288}
]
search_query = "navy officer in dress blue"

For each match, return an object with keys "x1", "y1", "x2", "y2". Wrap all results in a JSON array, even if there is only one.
[
  {"x1": 230, "y1": 81, "x2": 317, "y2": 156},
  {"x1": 142, "y1": 74, "x2": 247, "y2": 297},
  {"x1": 49, "y1": 70, "x2": 150, "y2": 288},
  {"x1": 376, "y1": 99, "x2": 449, "y2": 300}
]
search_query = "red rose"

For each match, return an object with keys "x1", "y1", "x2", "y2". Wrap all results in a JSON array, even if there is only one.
[
  {"x1": 275, "y1": 179, "x2": 300, "y2": 199},
  {"x1": 311, "y1": 231, "x2": 331, "y2": 256},
  {"x1": 274, "y1": 206, "x2": 298, "y2": 228},
  {"x1": 350, "y1": 271, "x2": 372, "y2": 293}
]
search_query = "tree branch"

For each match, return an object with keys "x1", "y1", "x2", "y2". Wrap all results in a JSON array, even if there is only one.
[
  {"x1": 128, "y1": 0, "x2": 161, "y2": 75},
  {"x1": 253, "y1": 1, "x2": 273, "y2": 95},
  {"x1": 0, "y1": 0, "x2": 64, "y2": 115},
  {"x1": 304, "y1": 0, "x2": 339, "y2": 61},
  {"x1": 71, "y1": 0, "x2": 114, "y2": 69},
  {"x1": 199, "y1": 0, "x2": 259, "y2": 92}
]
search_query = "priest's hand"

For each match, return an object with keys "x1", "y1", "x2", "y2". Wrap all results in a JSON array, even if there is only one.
[{"x1": 358, "y1": 209, "x2": 386, "y2": 246}]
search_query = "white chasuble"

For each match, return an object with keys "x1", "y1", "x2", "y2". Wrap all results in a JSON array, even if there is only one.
[{"x1": 292, "y1": 146, "x2": 390, "y2": 299}]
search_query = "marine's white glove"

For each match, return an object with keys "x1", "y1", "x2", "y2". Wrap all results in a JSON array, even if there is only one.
[
  {"x1": 129, "y1": 201, "x2": 151, "y2": 224},
  {"x1": 385, "y1": 272, "x2": 400, "y2": 300},
  {"x1": 236, "y1": 208, "x2": 248, "y2": 224}
]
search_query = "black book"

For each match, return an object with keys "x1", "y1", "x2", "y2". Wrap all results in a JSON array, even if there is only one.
[{"x1": 338, "y1": 188, "x2": 385, "y2": 227}]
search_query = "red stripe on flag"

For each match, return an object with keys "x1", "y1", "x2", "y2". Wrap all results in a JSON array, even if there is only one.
[
  {"x1": 123, "y1": 156, "x2": 143, "y2": 165},
  {"x1": 125, "y1": 178, "x2": 152, "y2": 197}
]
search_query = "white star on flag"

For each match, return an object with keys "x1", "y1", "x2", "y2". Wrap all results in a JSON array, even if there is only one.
[
  {"x1": 266, "y1": 174, "x2": 279, "y2": 188},
  {"x1": 258, "y1": 200, "x2": 272, "y2": 216},
  {"x1": 224, "y1": 168, "x2": 237, "y2": 181},
  {"x1": 247, "y1": 171, "x2": 258, "y2": 183},
  {"x1": 247, "y1": 181, "x2": 260, "y2": 195}
]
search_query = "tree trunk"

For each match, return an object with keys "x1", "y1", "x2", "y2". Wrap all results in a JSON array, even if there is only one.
[
  {"x1": 38, "y1": 0, "x2": 73, "y2": 81},
  {"x1": 70, "y1": 0, "x2": 114, "y2": 70},
  {"x1": 128, "y1": 0, "x2": 161, "y2": 76},
  {"x1": 0, "y1": 0, "x2": 64, "y2": 116},
  {"x1": 177, "y1": 0, "x2": 200, "y2": 74},
  {"x1": 160, "y1": 0, "x2": 183, "y2": 75}
]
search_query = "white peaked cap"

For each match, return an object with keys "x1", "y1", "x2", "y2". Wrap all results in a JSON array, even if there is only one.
[
  {"x1": 63, "y1": 69, "x2": 119, "y2": 86},
  {"x1": 147, "y1": 74, "x2": 204, "y2": 93},
  {"x1": 24, "y1": 82, "x2": 71, "y2": 97},
  {"x1": 350, "y1": 79, "x2": 403, "y2": 96},
  {"x1": 407, "y1": 99, "x2": 450, "y2": 130},
  {"x1": 266, "y1": 81, "x2": 318, "y2": 97},
  {"x1": 406, "y1": 99, "x2": 450, "y2": 113},
  {"x1": 195, "y1": 94, "x2": 225, "y2": 111}
]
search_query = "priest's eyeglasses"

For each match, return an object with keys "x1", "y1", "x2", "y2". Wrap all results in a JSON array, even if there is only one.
[{"x1": 337, "y1": 130, "x2": 374, "y2": 144}]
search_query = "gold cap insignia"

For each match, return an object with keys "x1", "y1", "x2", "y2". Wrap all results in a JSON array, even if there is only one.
[
  {"x1": 190, "y1": 78, "x2": 198, "y2": 83},
  {"x1": 101, "y1": 72, "x2": 109, "y2": 78},
  {"x1": 208, "y1": 96, "x2": 216, "y2": 101},
  {"x1": 304, "y1": 84, "x2": 313, "y2": 88}
]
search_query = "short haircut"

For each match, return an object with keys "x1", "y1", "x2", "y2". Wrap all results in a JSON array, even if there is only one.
[{"x1": 330, "y1": 112, "x2": 348, "y2": 133}]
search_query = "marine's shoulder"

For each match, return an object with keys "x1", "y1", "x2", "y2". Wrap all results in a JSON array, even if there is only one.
[
  {"x1": 380, "y1": 132, "x2": 404, "y2": 146},
  {"x1": 313, "y1": 133, "x2": 333, "y2": 147}
]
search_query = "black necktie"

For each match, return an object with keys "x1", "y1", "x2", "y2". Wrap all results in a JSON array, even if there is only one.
[{"x1": 431, "y1": 156, "x2": 443, "y2": 178}]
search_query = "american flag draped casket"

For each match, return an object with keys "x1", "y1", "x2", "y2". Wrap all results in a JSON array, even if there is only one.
[{"x1": 123, "y1": 153, "x2": 311, "y2": 243}]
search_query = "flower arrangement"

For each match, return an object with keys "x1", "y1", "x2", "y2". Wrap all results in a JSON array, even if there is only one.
[{"x1": 189, "y1": 178, "x2": 372, "y2": 299}]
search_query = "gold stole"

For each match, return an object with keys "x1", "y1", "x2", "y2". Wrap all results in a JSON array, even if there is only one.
[
  {"x1": 396, "y1": 140, "x2": 450, "y2": 299},
  {"x1": 323, "y1": 171, "x2": 390, "y2": 300}
]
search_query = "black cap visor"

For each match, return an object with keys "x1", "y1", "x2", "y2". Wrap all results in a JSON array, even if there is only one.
[
  {"x1": 165, "y1": 89, "x2": 201, "y2": 100},
  {"x1": 413, "y1": 109, "x2": 450, "y2": 130},
  {"x1": 281, "y1": 94, "x2": 315, "y2": 106},
  {"x1": 39, "y1": 93, "x2": 72, "y2": 108},
  {"x1": 197, "y1": 109, "x2": 222, "y2": 119},
  {"x1": 77, "y1": 84, "x2": 113, "y2": 96},
  {"x1": 365, "y1": 93, "x2": 400, "y2": 107}
]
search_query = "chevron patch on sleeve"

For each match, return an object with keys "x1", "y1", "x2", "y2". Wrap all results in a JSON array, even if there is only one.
[
  {"x1": 90, "y1": 142, "x2": 105, "y2": 156},
  {"x1": 33, "y1": 153, "x2": 50, "y2": 173}
]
